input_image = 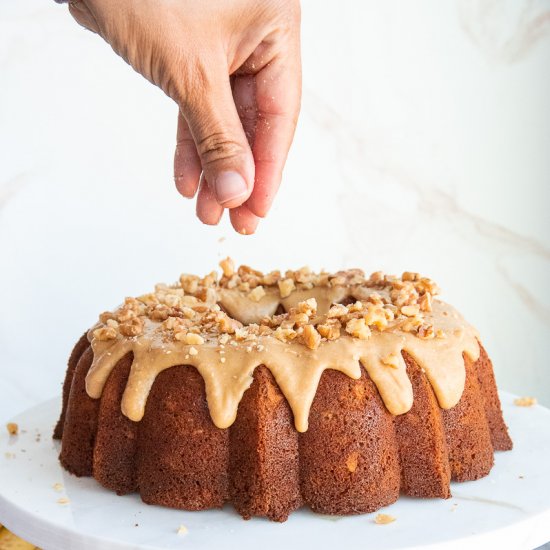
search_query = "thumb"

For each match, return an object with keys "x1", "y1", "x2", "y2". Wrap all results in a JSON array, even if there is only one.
[{"x1": 179, "y1": 71, "x2": 254, "y2": 209}]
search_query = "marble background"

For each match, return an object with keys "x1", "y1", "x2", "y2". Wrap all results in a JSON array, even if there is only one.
[{"x1": 0, "y1": 0, "x2": 549, "y2": 423}]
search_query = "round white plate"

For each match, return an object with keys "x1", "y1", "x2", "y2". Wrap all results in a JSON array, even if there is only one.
[{"x1": 0, "y1": 393, "x2": 549, "y2": 550}]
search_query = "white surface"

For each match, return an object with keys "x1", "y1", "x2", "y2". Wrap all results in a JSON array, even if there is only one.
[
  {"x1": 0, "y1": 392, "x2": 548, "y2": 550},
  {"x1": 0, "y1": 0, "x2": 549, "y2": 423}
]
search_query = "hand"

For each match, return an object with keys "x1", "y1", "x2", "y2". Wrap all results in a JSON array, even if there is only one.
[{"x1": 66, "y1": 0, "x2": 302, "y2": 234}]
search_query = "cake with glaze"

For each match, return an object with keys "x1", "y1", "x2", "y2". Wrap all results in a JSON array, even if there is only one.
[{"x1": 54, "y1": 259, "x2": 512, "y2": 521}]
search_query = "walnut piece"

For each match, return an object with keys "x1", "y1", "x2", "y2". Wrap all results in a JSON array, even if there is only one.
[
  {"x1": 119, "y1": 317, "x2": 144, "y2": 337},
  {"x1": 345, "y1": 318, "x2": 371, "y2": 340},
  {"x1": 248, "y1": 285, "x2": 266, "y2": 302},
  {"x1": 302, "y1": 324, "x2": 321, "y2": 350},
  {"x1": 278, "y1": 278, "x2": 296, "y2": 298},
  {"x1": 514, "y1": 396, "x2": 537, "y2": 407},
  {"x1": 374, "y1": 513, "x2": 396, "y2": 525},
  {"x1": 185, "y1": 333, "x2": 204, "y2": 345},
  {"x1": 219, "y1": 257, "x2": 235, "y2": 278},
  {"x1": 381, "y1": 353, "x2": 401, "y2": 369},
  {"x1": 93, "y1": 326, "x2": 118, "y2": 341},
  {"x1": 6, "y1": 422, "x2": 18, "y2": 436}
]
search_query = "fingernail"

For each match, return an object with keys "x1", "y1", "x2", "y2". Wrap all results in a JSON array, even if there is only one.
[{"x1": 213, "y1": 171, "x2": 248, "y2": 206}]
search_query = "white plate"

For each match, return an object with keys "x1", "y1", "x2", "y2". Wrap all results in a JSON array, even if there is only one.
[{"x1": 0, "y1": 393, "x2": 549, "y2": 550}]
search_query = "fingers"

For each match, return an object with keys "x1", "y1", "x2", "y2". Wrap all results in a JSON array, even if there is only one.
[
  {"x1": 245, "y1": 48, "x2": 301, "y2": 218},
  {"x1": 179, "y1": 66, "x2": 254, "y2": 210},
  {"x1": 68, "y1": 1, "x2": 100, "y2": 33},
  {"x1": 174, "y1": 111, "x2": 201, "y2": 198},
  {"x1": 196, "y1": 174, "x2": 223, "y2": 225},
  {"x1": 229, "y1": 204, "x2": 259, "y2": 235}
]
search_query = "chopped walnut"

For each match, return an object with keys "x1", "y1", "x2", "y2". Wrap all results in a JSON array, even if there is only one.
[
  {"x1": 302, "y1": 324, "x2": 321, "y2": 350},
  {"x1": 93, "y1": 326, "x2": 118, "y2": 341},
  {"x1": 99, "y1": 311, "x2": 116, "y2": 323},
  {"x1": 297, "y1": 298, "x2": 317, "y2": 316},
  {"x1": 419, "y1": 292, "x2": 433, "y2": 312},
  {"x1": 368, "y1": 271, "x2": 385, "y2": 285},
  {"x1": 188, "y1": 346, "x2": 199, "y2": 356},
  {"x1": 364, "y1": 304, "x2": 389, "y2": 330},
  {"x1": 273, "y1": 326, "x2": 297, "y2": 342},
  {"x1": 116, "y1": 305, "x2": 137, "y2": 322},
  {"x1": 262, "y1": 270, "x2": 281, "y2": 286},
  {"x1": 327, "y1": 304, "x2": 348, "y2": 318},
  {"x1": 317, "y1": 320, "x2": 341, "y2": 340},
  {"x1": 6, "y1": 422, "x2": 18, "y2": 436},
  {"x1": 149, "y1": 304, "x2": 172, "y2": 322},
  {"x1": 417, "y1": 323, "x2": 435, "y2": 339},
  {"x1": 435, "y1": 329, "x2": 446, "y2": 339},
  {"x1": 219, "y1": 257, "x2": 235, "y2": 278},
  {"x1": 402, "y1": 271, "x2": 419, "y2": 282},
  {"x1": 381, "y1": 353, "x2": 401, "y2": 369},
  {"x1": 345, "y1": 318, "x2": 371, "y2": 340},
  {"x1": 278, "y1": 278, "x2": 295, "y2": 298},
  {"x1": 374, "y1": 513, "x2": 396, "y2": 525},
  {"x1": 248, "y1": 285, "x2": 266, "y2": 302},
  {"x1": 401, "y1": 304, "x2": 420, "y2": 317},
  {"x1": 514, "y1": 396, "x2": 537, "y2": 407},
  {"x1": 184, "y1": 333, "x2": 204, "y2": 345},
  {"x1": 119, "y1": 317, "x2": 144, "y2": 337},
  {"x1": 179, "y1": 274, "x2": 199, "y2": 294}
]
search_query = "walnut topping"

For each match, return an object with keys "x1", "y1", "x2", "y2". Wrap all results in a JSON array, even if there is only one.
[
  {"x1": 278, "y1": 278, "x2": 295, "y2": 298},
  {"x1": 248, "y1": 285, "x2": 266, "y2": 302},
  {"x1": 419, "y1": 292, "x2": 433, "y2": 312},
  {"x1": 400, "y1": 304, "x2": 420, "y2": 317},
  {"x1": 6, "y1": 422, "x2": 18, "y2": 436},
  {"x1": 184, "y1": 333, "x2": 204, "y2": 346},
  {"x1": 302, "y1": 324, "x2": 321, "y2": 350},
  {"x1": 273, "y1": 326, "x2": 297, "y2": 342},
  {"x1": 417, "y1": 323, "x2": 435, "y2": 340},
  {"x1": 297, "y1": 298, "x2": 317, "y2": 316},
  {"x1": 219, "y1": 257, "x2": 235, "y2": 278},
  {"x1": 381, "y1": 353, "x2": 401, "y2": 369},
  {"x1": 93, "y1": 326, "x2": 118, "y2": 341},
  {"x1": 514, "y1": 396, "x2": 537, "y2": 407},
  {"x1": 345, "y1": 318, "x2": 371, "y2": 340},
  {"x1": 374, "y1": 513, "x2": 396, "y2": 525},
  {"x1": 327, "y1": 304, "x2": 348, "y2": 318},
  {"x1": 93, "y1": 263, "x2": 446, "y2": 349},
  {"x1": 317, "y1": 319, "x2": 341, "y2": 340},
  {"x1": 188, "y1": 346, "x2": 199, "y2": 356},
  {"x1": 119, "y1": 317, "x2": 144, "y2": 337}
]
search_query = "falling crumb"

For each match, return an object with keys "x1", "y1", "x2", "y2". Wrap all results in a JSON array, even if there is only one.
[
  {"x1": 57, "y1": 497, "x2": 70, "y2": 505},
  {"x1": 519, "y1": 474, "x2": 525, "y2": 479},
  {"x1": 374, "y1": 513, "x2": 396, "y2": 525},
  {"x1": 514, "y1": 396, "x2": 537, "y2": 407},
  {"x1": 53, "y1": 483, "x2": 64, "y2": 492},
  {"x1": 177, "y1": 524, "x2": 188, "y2": 536},
  {"x1": 451, "y1": 503, "x2": 459, "y2": 512},
  {"x1": 218, "y1": 236, "x2": 225, "y2": 243},
  {"x1": 6, "y1": 423, "x2": 18, "y2": 436},
  {"x1": 4, "y1": 452, "x2": 15, "y2": 459}
]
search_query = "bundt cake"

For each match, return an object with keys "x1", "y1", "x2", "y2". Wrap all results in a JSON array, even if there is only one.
[{"x1": 54, "y1": 259, "x2": 512, "y2": 521}]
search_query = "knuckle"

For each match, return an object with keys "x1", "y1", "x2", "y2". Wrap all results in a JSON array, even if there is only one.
[{"x1": 196, "y1": 132, "x2": 246, "y2": 165}]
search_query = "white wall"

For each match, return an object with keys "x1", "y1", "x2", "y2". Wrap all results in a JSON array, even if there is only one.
[{"x1": 1, "y1": 0, "x2": 549, "y2": 420}]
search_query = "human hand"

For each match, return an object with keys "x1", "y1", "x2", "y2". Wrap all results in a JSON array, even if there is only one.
[{"x1": 66, "y1": 0, "x2": 301, "y2": 234}]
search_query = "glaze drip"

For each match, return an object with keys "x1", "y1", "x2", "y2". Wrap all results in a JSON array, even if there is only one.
[{"x1": 85, "y1": 275, "x2": 479, "y2": 432}]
